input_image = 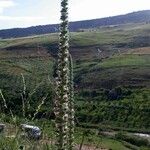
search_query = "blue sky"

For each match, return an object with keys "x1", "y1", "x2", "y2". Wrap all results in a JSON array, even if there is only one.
[{"x1": 0, "y1": 0, "x2": 150, "y2": 29}]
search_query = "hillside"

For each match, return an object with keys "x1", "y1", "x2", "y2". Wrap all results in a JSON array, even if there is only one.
[
  {"x1": 0, "y1": 10, "x2": 150, "y2": 39},
  {"x1": 0, "y1": 22, "x2": 150, "y2": 131}
]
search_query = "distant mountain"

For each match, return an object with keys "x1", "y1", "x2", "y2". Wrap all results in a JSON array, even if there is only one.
[{"x1": 0, "y1": 10, "x2": 150, "y2": 39}]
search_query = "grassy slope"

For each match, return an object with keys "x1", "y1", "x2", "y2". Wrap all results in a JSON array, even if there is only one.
[
  {"x1": 75, "y1": 54, "x2": 150, "y2": 89},
  {"x1": 0, "y1": 22, "x2": 150, "y2": 130}
]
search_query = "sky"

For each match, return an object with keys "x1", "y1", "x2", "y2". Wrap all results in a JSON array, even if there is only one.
[{"x1": 0, "y1": 0, "x2": 150, "y2": 29}]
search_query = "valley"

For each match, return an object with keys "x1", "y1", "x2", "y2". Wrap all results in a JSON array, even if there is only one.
[{"x1": 0, "y1": 18, "x2": 150, "y2": 149}]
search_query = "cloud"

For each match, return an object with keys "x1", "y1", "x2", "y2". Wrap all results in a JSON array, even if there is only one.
[
  {"x1": 0, "y1": 0, "x2": 45, "y2": 24},
  {"x1": 0, "y1": 15, "x2": 48, "y2": 29},
  {"x1": 0, "y1": 0, "x2": 16, "y2": 14},
  {"x1": 0, "y1": 16, "x2": 45, "y2": 22},
  {"x1": 0, "y1": 1, "x2": 47, "y2": 29}
]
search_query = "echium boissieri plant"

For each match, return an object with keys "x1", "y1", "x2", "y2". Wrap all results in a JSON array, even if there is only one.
[
  {"x1": 54, "y1": 0, "x2": 74, "y2": 150},
  {"x1": 68, "y1": 54, "x2": 75, "y2": 150}
]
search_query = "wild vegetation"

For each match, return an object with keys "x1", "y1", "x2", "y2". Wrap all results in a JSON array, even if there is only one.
[{"x1": 0, "y1": 13, "x2": 150, "y2": 149}]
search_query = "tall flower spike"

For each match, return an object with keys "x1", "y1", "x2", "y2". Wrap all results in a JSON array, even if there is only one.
[
  {"x1": 54, "y1": 0, "x2": 70, "y2": 149},
  {"x1": 68, "y1": 54, "x2": 75, "y2": 150}
]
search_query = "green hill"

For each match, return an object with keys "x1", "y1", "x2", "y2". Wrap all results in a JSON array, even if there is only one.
[
  {"x1": 0, "y1": 10, "x2": 150, "y2": 39},
  {"x1": 0, "y1": 22, "x2": 150, "y2": 130}
]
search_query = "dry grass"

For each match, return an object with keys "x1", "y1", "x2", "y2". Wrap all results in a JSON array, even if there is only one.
[{"x1": 127, "y1": 47, "x2": 150, "y2": 54}]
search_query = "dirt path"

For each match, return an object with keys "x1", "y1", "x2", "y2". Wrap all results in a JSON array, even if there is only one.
[{"x1": 75, "y1": 144, "x2": 108, "y2": 150}]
